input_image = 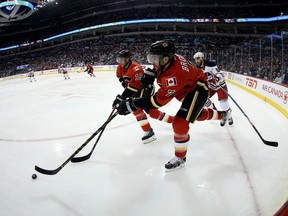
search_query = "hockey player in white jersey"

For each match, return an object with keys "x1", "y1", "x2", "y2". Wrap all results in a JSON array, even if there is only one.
[
  {"x1": 58, "y1": 64, "x2": 70, "y2": 80},
  {"x1": 27, "y1": 68, "x2": 36, "y2": 82},
  {"x1": 193, "y1": 52, "x2": 233, "y2": 126}
]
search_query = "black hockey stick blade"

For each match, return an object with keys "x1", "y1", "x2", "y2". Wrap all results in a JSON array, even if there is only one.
[
  {"x1": 263, "y1": 140, "x2": 278, "y2": 147},
  {"x1": 35, "y1": 165, "x2": 61, "y2": 175},
  {"x1": 234, "y1": 99, "x2": 279, "y2": 147},
  {"x1": 71, "y1": 109, "x2": 116, "y2": 163},
  {"x1": 34, "y1": 112, "x2": 118, "y2": 175},
  {"x1": 70, "y1": 152, "x2": 91, "y2": 163},
  {"x1": 220, "y1": 86, "x2": 279, "y2": 147},
  {"x1": 71, "y1": 126, "x2": 106, "y2": 163},
  {"x1": 34, "y1": 139, "x2": 90, "y2": 175},
  {"x1": 251, "y1": 123, "x2": 278, "y2": 147}
]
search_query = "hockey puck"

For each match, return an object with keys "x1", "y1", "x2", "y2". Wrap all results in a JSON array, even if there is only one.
[{"x1": 32, "y1": 173, "x2": 37, "y2": 180}]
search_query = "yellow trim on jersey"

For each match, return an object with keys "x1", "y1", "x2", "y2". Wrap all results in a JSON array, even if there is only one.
[
  {"x1": 150, "y1": 96, "x2": 161, "y2": 109},
  {"x1": 186, "y1": 91, "x2": 199, "y2": 121},
  {"x1": 197, "y1": 81, "x2": 209, "y2": 90},
  {"x1": 127, "y1": 85, "x2": 138, "y2": 92}
]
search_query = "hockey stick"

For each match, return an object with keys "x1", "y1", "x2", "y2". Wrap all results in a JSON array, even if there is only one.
[
  {"x1": 220, "y1": 86, "x2": 278, "y2": 147},
  {"x1": 35, "y1": 111, "x2": 118, "y2": 175},
  {"x1": 70, "y1": 108, "x2": 116, "y2": 163},
  {"x1": 71, "y1": 84, "x2": 149, "y2": 163},
  {"x1": 35, "y1": 84, "x2": 148, "y2": 175}
]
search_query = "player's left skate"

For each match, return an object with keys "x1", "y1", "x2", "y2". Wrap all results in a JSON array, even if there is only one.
[
  {"x1": 228, "y1": 116, "x2": 234, "y2": 125},
  {"x1": 142, "y1": 129, "x2": 156, "y2": 144}
]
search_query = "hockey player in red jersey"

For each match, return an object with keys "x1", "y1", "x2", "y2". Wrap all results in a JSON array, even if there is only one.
[
  {"x1": 112, "y1": 49, "x2": 174, "y2": 144},
  {"x1": 115, "y1": 40, "x2": 228, "y2": 171},
  {"x1": 84, "y1": 63, "x2": 95, "y2": 77},
  {"x1": 193, "y1": 52, "x2": 233, "y2": 126}
]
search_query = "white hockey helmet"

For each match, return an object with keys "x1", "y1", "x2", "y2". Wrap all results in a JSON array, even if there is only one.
[{"x1": 193, "y1": 52, "x2": 204, "y2": 60}]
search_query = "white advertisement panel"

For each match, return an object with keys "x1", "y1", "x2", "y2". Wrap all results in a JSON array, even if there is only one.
[{"x1": 223, "y1": 71, "x2": 288, "y2": 118}]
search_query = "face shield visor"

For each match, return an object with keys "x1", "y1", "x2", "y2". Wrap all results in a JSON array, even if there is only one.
[
  {"x1": 116, "y1": 57, "x2": 125, "y2": 64},
  {"x1": 147, "y1": 54, "x2": 162, "y2": 65}
]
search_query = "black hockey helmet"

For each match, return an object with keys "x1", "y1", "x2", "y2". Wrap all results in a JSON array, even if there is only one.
[
  {"x1": 147, "y1": 40, "x2": 175, "y2": 64},
  {"x1": 117, "y1": 49, "x2": 132, "y2": 58},
  {"x1": 149, "y1": 40, "x2": 175, "y2": 56}
]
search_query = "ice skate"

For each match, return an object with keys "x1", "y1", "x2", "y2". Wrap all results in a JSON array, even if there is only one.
[
  {"x1": 165, "y1": 156, "x2": 186, "y2": 172},
  {"x1": 220, "y1": 108, "x2": 232, "y2": 126},
  {"x1": 142, "y1": 129, "x2": 156, "y2": 144},
  {"x1": 228, "y1": 116, "x2": 234, "y2": 125}
]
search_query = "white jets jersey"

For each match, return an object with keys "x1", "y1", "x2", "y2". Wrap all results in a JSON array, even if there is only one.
[
  {"x1": 203, "y1": 60, "x2": 226, "y2": 91},
  {"x1": 58, "y1": 67, "x2": 67, "y2": 73},
  {"x1": 28, "y1": 71, "x2": 34, "y2": 77}
]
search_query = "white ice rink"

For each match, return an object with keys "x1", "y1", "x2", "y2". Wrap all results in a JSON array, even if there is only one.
[{"x1": 0, "y1": 71, "x2": 287, "y2": 216}]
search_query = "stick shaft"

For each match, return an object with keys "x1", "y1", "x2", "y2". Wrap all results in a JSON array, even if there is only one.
[{"x1": 221, "y1": 86, "x2": 278, "y2": 147}]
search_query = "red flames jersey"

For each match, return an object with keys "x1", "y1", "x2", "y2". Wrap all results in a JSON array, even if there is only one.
[
  {"x1": 86, "y1": 64, "x2": 93, "y2": 71},
  {"x1": 116, "y1": 61, "x2": 144, "y2": 89},
  {"x1": 152, "y1": 54, "x2": 207, "y2": 108}
]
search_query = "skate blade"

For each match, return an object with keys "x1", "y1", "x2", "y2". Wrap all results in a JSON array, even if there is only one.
[
  {"x1": 228, "y1": 118, "x2": 234, "y2": 125},
  {"x1": 220, "y1": 122, "x2": 226, "y2": 127},
  {"x1": 165, "y1": 164, "x2": 185, "y2": 172},
  {"x1": 142, "y1": 136, "x2": 157, "y2": 144}
]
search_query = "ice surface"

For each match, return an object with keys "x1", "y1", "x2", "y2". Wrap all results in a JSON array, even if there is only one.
[{"x1": 0, "y1": 72, "x2": 287, "y2": 216}]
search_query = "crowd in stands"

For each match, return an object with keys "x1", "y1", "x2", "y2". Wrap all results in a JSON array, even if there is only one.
[{"x1": 1, "y1": 33, "x2": 288, "y2": 86}]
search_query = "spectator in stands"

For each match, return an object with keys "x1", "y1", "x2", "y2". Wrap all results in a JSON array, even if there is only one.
[
  {"x1": 282, "y1": 71, "x2": 288, "y2": 85},
  {"x1": 274, "y1": 72, "x2": 282, "y2": 84}
]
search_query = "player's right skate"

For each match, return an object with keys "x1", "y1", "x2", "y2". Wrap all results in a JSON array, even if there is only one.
[
  {"x1": 220, "y1": 108, "x2": 232, "y2": 126},
  {"x1": 165, "y1": 156, "x2": 186, "y2": 172}
]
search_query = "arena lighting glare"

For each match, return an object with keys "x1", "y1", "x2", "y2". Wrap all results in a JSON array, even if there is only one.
[{"x1": 0, "y1": 0, "x2": 37, "y2": 21}]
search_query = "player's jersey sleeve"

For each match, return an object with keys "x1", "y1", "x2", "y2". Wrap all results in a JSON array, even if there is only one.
[{"x1": 116, "y1": 65, "x2": 124, "y2": 78}]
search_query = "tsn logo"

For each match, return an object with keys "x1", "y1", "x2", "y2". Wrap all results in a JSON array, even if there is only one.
[{"x1": 246, "y1": 78, "x2": 257, "y2": 89}]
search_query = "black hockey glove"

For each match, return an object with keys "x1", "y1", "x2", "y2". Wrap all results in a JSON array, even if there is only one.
[
  {"x1": 116, "y1": 98, "x2": 138, "y2": 115},
  {"x1": 141, "y1": 68, "x2": 156, "y2": 85},
  {"x1": 142, "y1": 83, "x2": 155, "y2": 98},
  {"x1": 119, "y1": 77, "x2": 130, "y2": 88},
  {"x1": 112, "y1": 94, "x2": 123, "y2": 108}
]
